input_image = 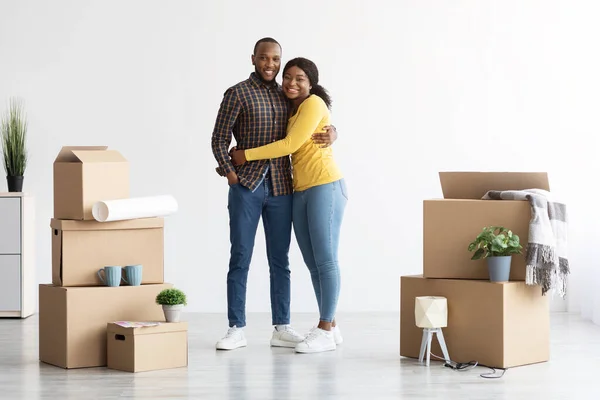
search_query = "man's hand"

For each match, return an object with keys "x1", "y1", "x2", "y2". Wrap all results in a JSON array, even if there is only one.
[
  {"x1": 230, "y1": 147, "x2": 248, "y2": 166},
  {"x1": 312, "y1": 125, "x2": 338, "y2": 148},
  {"x1": 226, "y1": 171, "x2": 239, "y2": 186}
]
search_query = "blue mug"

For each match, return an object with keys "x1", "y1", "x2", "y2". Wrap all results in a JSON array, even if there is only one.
[
  {"x1": 123, "y1": 264, "x2": 143, "y2": 286},
  {"x1": 97, "y1": 266, "x2": 124, "y2": 287}
]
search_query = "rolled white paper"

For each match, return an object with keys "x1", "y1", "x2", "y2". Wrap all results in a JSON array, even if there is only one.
[{"x1": 92, "y1": 195, "x2": 178, "y2": 222}]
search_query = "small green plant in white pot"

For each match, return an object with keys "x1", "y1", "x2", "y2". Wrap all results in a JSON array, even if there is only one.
[
  {"x1": 468, "y1": 226, "x2": 523, "y2": 282},
  {"x1": 1, "y1": 97, "x2": 28, "y2": 192},
  {"x1": 156, "y1": 288, "x2": 187, "y2": 322}
]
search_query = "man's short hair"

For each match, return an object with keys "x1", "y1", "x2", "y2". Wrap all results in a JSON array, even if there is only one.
[{"x1": 253, "y1": 37, "x2": 281, "y2": 55}]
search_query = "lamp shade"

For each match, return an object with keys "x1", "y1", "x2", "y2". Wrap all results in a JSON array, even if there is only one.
[{"x1": 415, "y1": 296, "x2": 448, "y2": 328}]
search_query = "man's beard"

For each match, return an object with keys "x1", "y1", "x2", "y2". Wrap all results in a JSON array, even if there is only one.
[{"x1": 255, "y1": 67, "x2": 278, "y2": 86}]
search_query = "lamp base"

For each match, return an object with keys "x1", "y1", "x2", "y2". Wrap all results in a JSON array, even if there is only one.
[{"x1": 418, "y1": 328, "x2": 450, "y2": 366}]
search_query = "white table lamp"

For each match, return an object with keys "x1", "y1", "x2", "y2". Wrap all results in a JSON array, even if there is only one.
[{"x1": 415, "y1": 296, "x2": 451, "y2": 366}]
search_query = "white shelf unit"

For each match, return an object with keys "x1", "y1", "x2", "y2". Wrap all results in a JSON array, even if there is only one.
[{"x1": 0, "y1": 193, "x2": 35, "y2": 318}]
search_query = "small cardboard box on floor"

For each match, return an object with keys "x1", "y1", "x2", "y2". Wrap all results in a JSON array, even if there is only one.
[
  {"x1": 53, "y1": 146, "x2": 129, "y2": 220},
  {"x1": 51, "y1": 217, "x2": 165, "y2": 286},
  {"x1": 423, "y1": 172, "x2": 550, "y2": 280},
  {"x1": 399, "y1": 275, "x2": 549, "y2": 368},
  {"x1": 107, "y1": 321, "x2": 188, "y2": 372},
  {"x1": 39, "y1": 283, "x2": 172, "y2": 369}
]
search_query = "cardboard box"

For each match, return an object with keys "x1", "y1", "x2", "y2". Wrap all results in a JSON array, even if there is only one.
[
  {"x1": 53, "y1": 146, "x2": 129, "y2": 220},
  {"x1": 51, "y1": 217, "x2": 164, "y2": 287},
  {"x1": 39, "y1": 283, "x2": 172, "y2": 369},
  {"x1": 400, "y1": 275, "x2": 550, "y2": 368},
  {"x1": 107, "y1": 322, "x2": 188, "y2": 372},
  {"x1": 423, "y1": 172, "x2": 550, "y2": 280}
]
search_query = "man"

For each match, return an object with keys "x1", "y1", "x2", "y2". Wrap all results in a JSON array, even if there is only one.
[{"x1": 211, "y1": 37, "x2": 337, "y2": 350}]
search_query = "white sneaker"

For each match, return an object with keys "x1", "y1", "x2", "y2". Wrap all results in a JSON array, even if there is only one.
[
  {"x1": 270, "y1": 325, "x2": 305, "y2": 348},
  {"x1": 216, "y1": 326, "x2": 247, "y2": 350},
  {"x1": 332, "y1": 326, "x2": 343, "y2": 345},
  {"x1": 295, "y1": 328, "x2": 336, "y2": 354}
]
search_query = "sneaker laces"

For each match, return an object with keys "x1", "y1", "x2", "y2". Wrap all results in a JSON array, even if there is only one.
[
  {"x1": 281, "y1": 326, "x2": 302, "y2": 337},
  {"x1": 303, "y1": 328, "x2": 323, "y2": 344},
  {"x1": 224, "y1": 327, "x2": 241, "y2": 339}
]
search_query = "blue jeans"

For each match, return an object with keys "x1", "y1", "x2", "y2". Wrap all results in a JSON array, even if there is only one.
[
  {"x1": 227, "y1": 175, "x2": 293, "y2": 328},
  {"x1": 292, "y1": 179, "x2": 348, "y2": 322}
]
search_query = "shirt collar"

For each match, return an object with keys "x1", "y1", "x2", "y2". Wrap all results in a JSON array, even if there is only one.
[{"x1": 249, "y1": 72, "x2": 280, "y2": 90}]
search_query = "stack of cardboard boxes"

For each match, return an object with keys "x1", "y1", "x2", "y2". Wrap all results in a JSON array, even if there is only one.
[
  {"x1": 39, "y1": 146, "x2": 183, "y2": 370},
  {"x1": 400, "y1": 172, "x2": 552, "y2": 369}
]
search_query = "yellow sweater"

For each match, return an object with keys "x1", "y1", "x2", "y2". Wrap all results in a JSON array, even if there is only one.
[{"x1": 244, "y1": 95, "x2": 343, "y2": 192}]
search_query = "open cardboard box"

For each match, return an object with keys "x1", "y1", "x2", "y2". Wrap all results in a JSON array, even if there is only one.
[
  {"x1": 400, "y1": 275, "x2": 550, "y2": 369},
  {"x1": 52, "y1": 217, "x2": 165, "y2": 287},
  {"x1": 423, "y1": 172, "x2": 550, "y2": 280},
  {"x1": 53, "y1": 146, "x2": 129, "y2": 220}
]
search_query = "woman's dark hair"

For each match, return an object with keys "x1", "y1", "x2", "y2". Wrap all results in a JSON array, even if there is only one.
[{"x1": 283, "y1": 57, "x2": 332, "y2": 109}]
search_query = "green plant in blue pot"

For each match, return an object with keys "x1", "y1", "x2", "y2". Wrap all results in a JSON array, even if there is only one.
[
  {"x1": 468, "y1": 226, "x2": 523, "y2": 282},
  {"x1": 156, "y1": 288, "x2": 187, "y2": 322}
]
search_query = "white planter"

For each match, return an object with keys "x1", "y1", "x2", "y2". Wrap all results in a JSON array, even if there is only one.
[{"x1": 162, "y1": 304, "x2": 183, "y2": 322}]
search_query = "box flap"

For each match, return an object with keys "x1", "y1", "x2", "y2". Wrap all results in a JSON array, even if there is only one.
[
  {"x1": 39, "y1": 283, "x2": 67, "y2": 291},
  {"x1": 439, "y1": 172, "x2": 550, "y2": 199},
  {"x1": 71, "y1": 150, "x2": 127, "y2": 163},
  {"x1": 107, "y1": 321, "x2": 188, "y2": 336},
  {"x1": 54, "y1": 146, "x2": 108, "y2": 162},
  {"x1": 51, "y1": 217, "x2": 164, "y2": 231}
]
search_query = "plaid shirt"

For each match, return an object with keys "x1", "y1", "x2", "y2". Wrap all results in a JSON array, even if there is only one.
[{"x1": 211, "y1": 73, "x2": 293, "y2": 196}]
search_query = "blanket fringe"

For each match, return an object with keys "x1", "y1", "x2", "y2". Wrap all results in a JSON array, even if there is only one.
[{"x1": 525, "y1": 244, "x2": 568, "y2": 298}]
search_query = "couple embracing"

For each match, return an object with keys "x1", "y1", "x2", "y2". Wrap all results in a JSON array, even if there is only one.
[{"x1": 211, "y1": 37, "x2": 348, "y2": 354}]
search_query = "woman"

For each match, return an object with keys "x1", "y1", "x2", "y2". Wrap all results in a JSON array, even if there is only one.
[{"x1": 231, "y1": 57, "x2": 347, "y2": 354}]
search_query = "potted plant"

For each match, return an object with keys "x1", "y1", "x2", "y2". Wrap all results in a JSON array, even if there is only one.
[
  {"x1": 467, "y1": 225, "x2": 523, "y2": 282},
  {"x1": 156, "y1": 288, "x2": 187, "y2": 322},
  {"x1": 1, "y1": 97, "x2": 28, "y2": 192}
]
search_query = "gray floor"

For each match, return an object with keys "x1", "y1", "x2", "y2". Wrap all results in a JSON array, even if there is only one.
[{"x1": 1, "y1": 312, "x2": 599, "y2": 399}]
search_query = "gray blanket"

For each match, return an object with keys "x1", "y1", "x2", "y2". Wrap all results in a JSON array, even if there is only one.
[{"x1": 482, "y1": 189, "x2": 569, "y2": 297}]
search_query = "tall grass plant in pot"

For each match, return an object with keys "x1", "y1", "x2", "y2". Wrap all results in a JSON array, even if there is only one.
[
  {"x1": 156, "y1": 288, "x2": 187, "y2": 322},
  {"x1": 468, "y1": 226, "x2": 523, "y2": 282},
  {"x1": 1, "y1": 98, "x2": 28, "y2": 192}
]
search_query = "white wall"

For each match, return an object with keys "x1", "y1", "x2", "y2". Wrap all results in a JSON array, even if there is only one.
[{"x1": 0, "y1": 0, "x2": 597, "y2": 316}]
